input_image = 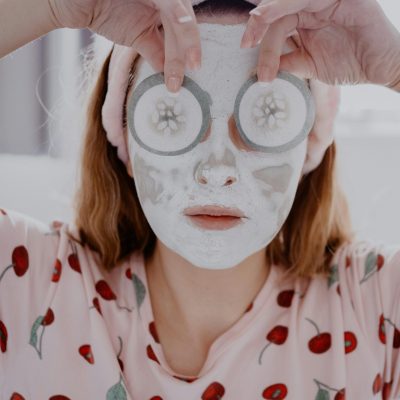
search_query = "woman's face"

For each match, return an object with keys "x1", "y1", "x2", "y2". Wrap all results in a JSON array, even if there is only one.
[{"x1": 125, "y1": 19, "x2": 309, "y2": 270}]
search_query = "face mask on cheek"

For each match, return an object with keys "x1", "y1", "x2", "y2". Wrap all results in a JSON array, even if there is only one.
[{"x1": 127, "y1": 23, "x2": 314, "y2": 270}]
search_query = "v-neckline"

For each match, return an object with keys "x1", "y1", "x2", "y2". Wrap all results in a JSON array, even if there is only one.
[{"x1": 132, "y1": 252, "x2": 280, "y2": 380}]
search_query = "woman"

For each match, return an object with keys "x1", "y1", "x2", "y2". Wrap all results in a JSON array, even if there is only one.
[{"x1": 0, "y1": 0, "x2": 400, "y2": 398}]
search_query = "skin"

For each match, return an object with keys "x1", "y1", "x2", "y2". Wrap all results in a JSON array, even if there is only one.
[{"x1": 124, "y1": 13, "x2": 307, "y2": 375}]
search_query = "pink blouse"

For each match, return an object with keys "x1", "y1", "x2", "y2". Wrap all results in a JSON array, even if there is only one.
[{"x1": 0, "y1": 207, "x2": 399, "y2": 399}]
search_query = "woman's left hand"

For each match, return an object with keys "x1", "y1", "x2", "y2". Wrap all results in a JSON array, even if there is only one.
[{"x1": 242, "y1": 0, "x2": 400, "y2": 89}]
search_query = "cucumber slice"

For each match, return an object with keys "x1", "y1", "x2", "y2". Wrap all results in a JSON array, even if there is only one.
[
  {"x1": 127, "y1": 73, "x2": 211, "y2": 156},
  {"x1": 234, "y1": 71, "x2": 315, "y2": 152}
]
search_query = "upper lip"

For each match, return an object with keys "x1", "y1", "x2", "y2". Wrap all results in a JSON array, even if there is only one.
[{"x1": 183, "y1": 205, "x2": 246, "y2": 218}]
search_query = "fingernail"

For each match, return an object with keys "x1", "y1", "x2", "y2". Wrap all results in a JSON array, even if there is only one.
[
  {"x1": 167, "y1": 76, "x2": 181, "y2": 93},
  {"x1": 178, "y1": 15, "x2": 192, "y2": 23},
  {"x1": 249, "y1": 8, "x2": 262, "y2": 16}
]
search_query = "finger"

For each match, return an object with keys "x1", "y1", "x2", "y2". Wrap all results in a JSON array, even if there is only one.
[
  {"x1": 241, "y1": 11, "x2": 270, "y2": 48},
  {"x1": 168, "y1": 0, "x2": 202, "y2": 71},
  {"x1": 257, "y1": 14, "x2": 299, "y2": 82},
  {"x1": 161, "y1": 14, "x2": 185, "y2": 93},
  {"x1": 243, "y1": 0, "x2": 317, "y2": 47},
  {"x1": 133, "y1": 25, "x2": 165, "y2": 72},
  {"x1": 155, "y1": 0, "x2": 193, "y2": 24},
  {"x1": 279, "y1": 48, "x2": 317, "y2": 80},
  {"x1": 156, "y1": 0, "x2": 202, "y2": 68},
  {"x1": 251, "y1": 0, "x2": 310, "y2": 24}
]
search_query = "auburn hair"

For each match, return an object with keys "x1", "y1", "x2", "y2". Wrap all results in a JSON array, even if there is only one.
[{"x1": 69, "y1": 0, "x2": 355, "y2": 284}]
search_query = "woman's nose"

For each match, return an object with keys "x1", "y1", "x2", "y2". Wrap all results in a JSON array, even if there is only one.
[{"x1": 195, "y1": 152, "x2": 239, "y2": 187}]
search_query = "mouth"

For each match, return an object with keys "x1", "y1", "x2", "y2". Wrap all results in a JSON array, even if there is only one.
[{"x1": 183, "y1": 205, "x2": 247, "y2": 230}]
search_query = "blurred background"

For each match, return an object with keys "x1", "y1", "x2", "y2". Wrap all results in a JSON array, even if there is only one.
[{"x1": 0, "y1": 0, "x2": 399, "y2": 246}]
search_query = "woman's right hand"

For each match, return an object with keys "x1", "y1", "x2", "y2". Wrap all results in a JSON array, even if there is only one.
[
  {"x1": 48, "y1": 0, "x2": 201, "y2": 92},
  {"x1": 243, "y1": 0, "x2": 400, "y2": 89}
]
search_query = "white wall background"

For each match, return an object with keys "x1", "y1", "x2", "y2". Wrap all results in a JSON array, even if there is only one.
[{"x1": 0, "y1": 0, "x2": 399, "y2": 247}]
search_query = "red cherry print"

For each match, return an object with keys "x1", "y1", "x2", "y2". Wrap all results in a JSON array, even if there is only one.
[
  {"x1": 149, "y1": 321, "x2": 160, "y2": 343},
  {"x1": 95, "y1": 280, "x2": 117, "y2": 300},
  {"x1": 336, "y1": 284, "x2": 341, "y2": 296},
  {"x1": 382, "y1": 380, "x2": 393, "y2": 400},
  {"x1": 308, "y1": 332, "x2": 331, "y2": 354},
  {"x1": 393, "y1": 327, "x2": 400, "y2": 348},
  {"x1": 345, "y1": 255, "x2": 351, "y2": 268},
  {"x1": 79, "y1": 344, "x2": 95, "y2": 364},
  {"x1": 201, "y1": 381, "x2": 225, "y2": 400},
  {"x1": 378, "y1": 314, "x2": 386, "y2": 344},
  {"x1": 262, "y1": 383, "x2": 288, "y2": 399},
  {"x1": 0, "y1": 320, "x2": 8, "y2": 352},
  {"x1": 245, "y1": 302, "x2": 253, "y2": 313},
  {"x1": 125, "y1": 267, "x2": 132, "y2": 280},
  {"x1": 306, "y1": 318, "x2": 331, "y2": 354},
  {"x1": 0, "y1": 208, "x2": 6, "y2": 215},
  {"x1": 91, "y1": 297, "x2": 103, "y2": 316},
  {"x1": 12, "y1": 246, "x2": 29, "y2": 276},
  {"x1": 258, "y1": 325, "x2": 288, "y2": 365},
  {"x1": 372, "y1": 373, "x2": 383, "y2": 395},
  {"x1": 376, "y1": 254, "x2": 385, "y2": 270},
  {"x1": 267, "y1": 325, "x2": 288, "y2": 345},
  {"x1": 146, "y1": 344, "x2": 160, "y2": 364},
  {"x1": 41, "y1": 308, "x2": 55, "y2": 326},
  {"x1": 49, "y1": 396, "x2": 72, "y2": 400},
  {"x1": 344, "y1": 331, "x2": 357, "y2": 354},
  {"x1": 334, "y1": 388, "x2": 345, "y2": 400},
  {"x1": 51, "y1": 259, "x2": 62, "y2": 282},
  {"x1": 10, "y1": 393, "x2": 25, "y2": 400},
  {"x1": 277, "y1": 290, "x2": 294, "y2": 307},
  {"x1": 150, "y1": 397, "x2": 163, "y2": 400},
  {"x1": 68, "y1": 253, "x2": 81, "y2": 273}
]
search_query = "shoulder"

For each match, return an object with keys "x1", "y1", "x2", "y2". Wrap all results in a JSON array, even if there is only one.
[
  {"x1": 331, "y1": 239, "x2": 400, "y2": 284},
  {"x1": 330, "y1": 239, "x2": 400, "y2": 331},
  {"x1": 0, "y1": 207, "x2": 82, "y2": 320}
]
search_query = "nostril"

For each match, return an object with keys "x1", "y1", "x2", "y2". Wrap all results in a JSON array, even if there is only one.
[{"x1": 224, "y1": 177, "x2": 237, "y2": 186}]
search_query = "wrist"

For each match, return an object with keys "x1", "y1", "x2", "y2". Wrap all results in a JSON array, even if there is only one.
[{"x1": 0, "y1": 0, "x2": 58, "y2": 59}]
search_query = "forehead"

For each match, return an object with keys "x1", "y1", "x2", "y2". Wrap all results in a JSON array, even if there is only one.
[{"x1": 128, "y1": 22, "x2": 301, "y2": 106}]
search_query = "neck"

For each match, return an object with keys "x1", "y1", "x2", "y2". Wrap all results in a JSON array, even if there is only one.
[{"x1": 145, "y1": 240, "x2": 270, "y2": 346}]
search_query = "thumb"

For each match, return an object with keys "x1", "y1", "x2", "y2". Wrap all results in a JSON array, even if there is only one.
[{"x1": 279, "y1": 48, "x2": 316, "y2": 80}]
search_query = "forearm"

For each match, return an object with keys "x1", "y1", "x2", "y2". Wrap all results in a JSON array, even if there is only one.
[{"x1": 0, "y1": 0, "x2": 58, "y2": 59}]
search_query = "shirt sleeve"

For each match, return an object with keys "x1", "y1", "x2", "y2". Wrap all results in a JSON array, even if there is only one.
[
  {"x1": 341, "y1": 240, "x2": 400, "y2": 398},
  {"x1": 0, "y1": 207, "x2": 61, "y2": 381}
]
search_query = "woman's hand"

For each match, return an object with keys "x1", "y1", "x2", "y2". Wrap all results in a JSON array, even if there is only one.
[
  {"x1": 47, "y1": 0, "x2": 201, "y2": 92},
  {"x1": 243, "y1": 0, "x2": 400, "y2": 89}
]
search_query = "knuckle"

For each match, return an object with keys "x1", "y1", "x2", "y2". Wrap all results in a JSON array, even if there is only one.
[{"x1": 164, "y1": 58, "x2": 185, "y2": 75}]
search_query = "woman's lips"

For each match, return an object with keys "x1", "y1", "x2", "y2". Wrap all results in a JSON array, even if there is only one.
[{"x1": 183, "y1": 205, "x2": 247, "y2": 230}]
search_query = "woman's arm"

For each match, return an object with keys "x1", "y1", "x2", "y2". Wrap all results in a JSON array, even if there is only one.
[{"x1": 0, "y1": 0, "x2": 59, "y2": 59}]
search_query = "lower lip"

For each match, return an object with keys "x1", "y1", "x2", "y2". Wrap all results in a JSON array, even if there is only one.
[{"x1": 186, "y1": 215, "x2": 244, "y2": 230}]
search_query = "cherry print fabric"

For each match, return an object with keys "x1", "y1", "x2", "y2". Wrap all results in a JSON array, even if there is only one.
[{"x1": 0, "y1": 207, "x2": 399, "y2": 399}]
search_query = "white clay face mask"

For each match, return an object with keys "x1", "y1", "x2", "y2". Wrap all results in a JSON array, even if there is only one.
[{"x1": 127, "y1": 23, "x2": 314, "y2": 270}]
